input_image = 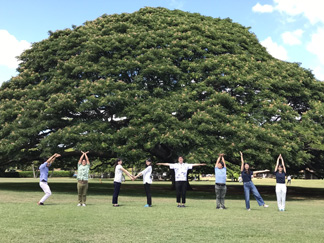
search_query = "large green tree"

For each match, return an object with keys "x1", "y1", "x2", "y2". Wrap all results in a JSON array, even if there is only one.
[{"x1": 1, "y1": 7, "x2": 324, "y2": 177}]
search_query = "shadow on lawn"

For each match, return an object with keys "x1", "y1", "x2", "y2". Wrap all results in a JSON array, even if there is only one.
[{"x1": 0, "y1": 181, "x2": 323, "y2": 201}]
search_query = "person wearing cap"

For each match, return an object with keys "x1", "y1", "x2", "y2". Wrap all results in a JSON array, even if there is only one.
[
  {"x1": 240, "y1": 151, "x2": 269, "y2": 211},
  {"x1": 112, "y1": 158, "x2": 134, "y2": 207},
  {"x1": 134, "y1": 159, "x2": 153, "y2": 207},
  {"x1": 37, "y1": 153, "x2": 61, "y2": 205},
  {"x1": 274, "y1": 154, "x2": 287, "y2": 211},
  {"x1": 157, "y1": 156, "x2": 206, "y2": 207},
  {"x1": 215, "y1": 154, "x2": 227, "y2": 209},
  {"x1": 77, "y1": 151, "x2": 90, "y2": 206}
]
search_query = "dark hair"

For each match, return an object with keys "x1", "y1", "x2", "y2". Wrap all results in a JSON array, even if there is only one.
[
  {"x1": 146, "y1": 159, "x2": 152, "y2": 168},
  {"x1": 115, "y1": 158, "x2": 122, "y2": 167},
  {"x1": 243, "y1": 163, "x2": 251, "y2": 175},
  {"x1": 278, "y1": 164, "x2": 284, "y2": 168},
  {"x1": 218, "y1": 161, "x2": 224, "y2": 168}
]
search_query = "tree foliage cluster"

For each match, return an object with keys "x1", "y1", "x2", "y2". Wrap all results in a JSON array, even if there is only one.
[{"x1": 1, "y1": 7, "x2": 324, "y2": 177}]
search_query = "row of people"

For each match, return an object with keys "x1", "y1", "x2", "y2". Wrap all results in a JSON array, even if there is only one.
[{"x1": 37, "y1": 152, "x2": 287, "y2": 211}]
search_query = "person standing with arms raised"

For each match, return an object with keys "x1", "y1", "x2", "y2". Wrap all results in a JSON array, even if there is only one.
[
  {"x1": 37, "y1": 153, "x2": 61, "y2": 205},
  {"x1": 77, "y1": 151, "x2": 90, "y2": 207},
  {"x1": 240, "y1": 151, "x2": 269, "y2": 211},
  {"x1": 157, "y1": 156, "x2": 206, "y2": 207},
  {"x1": 274, "y1": 154, "x2": 287, "y2": 211},
  {"x1": 215, "y1": 154, "x2": 227, "y2": 209}
]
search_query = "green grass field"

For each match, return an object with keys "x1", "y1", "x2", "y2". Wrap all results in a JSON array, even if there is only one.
[{"x1": 0, "y1": 178, "x2": 323, "y2": 243}]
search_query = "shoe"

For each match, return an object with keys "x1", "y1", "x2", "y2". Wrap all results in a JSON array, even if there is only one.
[
  {"x1": 177, "y1": 205, "x2": 181, "y2": 207},
  {"x1": 77, "y1": 203, "x2": 81, "y2": 206},
  {"x1": 113, "y1": 204, "x2": 119, "y2": 207},
  {"x1": 216, "y1": 206, "x2": 220, "y2": 209},
  {"x1": 247, "y1": 208, "x2": 251, "y2": 211},
  {"x1": 37, "y1": 202, "x2": 44, "y2": 206},
  {"x1": 144, "y1": 204, "x2": 150, "y2": 207},
  {"x1": 82, "y1": 204, "x2": 86, "y2": 207},
  {"x1": 221, "y1": 206, "x2": 226, "y2": 209},
  {"x1": 181, "y1": 205, "x2": 186, "y2": 208},
  {"x1": 263, "y1": 204, "x2": 269, "y2": 208}
]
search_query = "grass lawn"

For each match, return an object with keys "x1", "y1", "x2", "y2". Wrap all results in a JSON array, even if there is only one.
[{"x1": 0, "y1": 178, "x2": 323, "y2": 243}]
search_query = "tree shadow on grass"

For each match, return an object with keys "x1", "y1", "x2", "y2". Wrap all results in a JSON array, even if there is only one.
[{"x1": 0, "y1": 181, "x2": 323, "y2": 201}]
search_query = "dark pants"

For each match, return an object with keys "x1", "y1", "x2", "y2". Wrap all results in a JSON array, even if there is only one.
[
  {"x1": 144, "y1": 183, "x2": 152, "y2": 205},
  {"x1": 215, "y1": 184, "x2": 227, "y2": 208},
  {"x1": 175, "y1": 181, "x2": 187, "y2": 204},
  {"x1": 112, "y1": 182, "x2": 121, "y2": 204}
]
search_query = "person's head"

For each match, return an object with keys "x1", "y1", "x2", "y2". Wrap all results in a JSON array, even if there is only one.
[
  {"x1": 217, "y1": 161, "x2": 224, "y2": 169},
  {"x1": 146, "y1": 159, "x2": 152, "y2": 167},
  {"x1": 244, "y1": 163, "x2": 250, "y2": 171},
  {"x1": 278, "y1": 164, "x2": 284, "y2": 172},
  {"x1": 81, "y1": 159, "x2": 87, "y2": 166},
  {"x1": 115, "y1": 158, "x2": 122, "y2": 167},
  {"x1": 178, "y1": 156, "x2": 184, "y2": 164}
]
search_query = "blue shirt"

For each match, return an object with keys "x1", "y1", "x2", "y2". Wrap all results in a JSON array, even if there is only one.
[
  {"x1": 215, "y1": 167, "x2": 227, "y2": 184},
  {"x1": 241, "y1": 170, "x2": 253, "y2": 182},
  {"x1": 39, "y1": 162, "x2": 50, "y2": 182},
  {"x1": 275, "y1": 171, "x2": 286, "y2": 184}
]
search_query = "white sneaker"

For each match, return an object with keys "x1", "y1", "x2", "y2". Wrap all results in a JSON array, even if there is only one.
[
  {"x1": 82, "y1": 204, "x2": 86, "y2": 207},
  {"x1": 77, "y1": 203, "x2": 81, "y2": 206},
  {"x1": 247, "y1": 208, "x2": 251, "y2": 211},
  {"x1": 263, "y1": 204, "x2": 269, "y2": 208}
]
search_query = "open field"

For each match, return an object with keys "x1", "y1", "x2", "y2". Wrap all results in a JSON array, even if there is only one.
[{"x1": 0, "y1": 178, "x2": 323, "y2": 243}]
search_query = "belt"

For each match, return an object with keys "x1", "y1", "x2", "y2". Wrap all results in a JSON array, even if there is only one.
[
  {"x1": 216, "y1": 183, "x2": 226, "y2": 186},
  {"x1": 78, "y1": 180, "x2": 88, "y2": 184},
  {"x1": 41, "y1": 180, "x2": 47, "y2": 182}
]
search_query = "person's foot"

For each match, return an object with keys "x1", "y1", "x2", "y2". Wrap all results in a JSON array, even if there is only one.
[
  {"x1": 263, "y1": 204, "x2": 269, "y2": 208},
  {"x1": 37, "y1": 202, "x2": 44, "y2": 206},
  {"x1": 247, "y1": 208, "x2": 251, "y2": 211},
  {"x1": 181, "y1": 205, "x2": 186, "y2": 208},
  {"x1": 82, "y1": 204, "x2": 86, "y2": 207},
  {"x1": 221, "y1": 206, "x2": 226, "y2": 209},
  {"x1": 77, "y1": 203, "x2": 81, "y2": 206},
  {"x1": 144, "y1": 204, "x2": 150, "y2": 207},
  {"x1": 216, "y1": 206, "x2": 220, "y2": 209},
  {"x1": 177, "y1": 205, "x2": 181, "y2": 207},
  {"x1": 113, "y1": 204, "x2": 119, "y2": 207}
]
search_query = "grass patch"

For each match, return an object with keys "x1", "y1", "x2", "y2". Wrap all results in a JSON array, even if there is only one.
[{"x1": 0, "y1": 178, "x2": 323, "y2": 242}]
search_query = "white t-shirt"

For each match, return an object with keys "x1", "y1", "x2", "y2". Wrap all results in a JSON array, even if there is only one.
[
  {"x1": 169, "y1": 163, "x2": 193, "y2": 181},
  {"x1": 114, "y1": 164, "x2": 123, "y2": 183},
  {"x1": 140, "y1": 166, "x2": 152, "y2": 184}
]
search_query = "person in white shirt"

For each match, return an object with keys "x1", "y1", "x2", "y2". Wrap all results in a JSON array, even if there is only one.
[
  {"x1": 157, "y1": 156, "x2": 206, "y2": 207},
  {"x1": 134, "y1": 159, "x2": 153, "y2": 207},
  {"x1": 112, "y1": 158, "x2": 134, "y2": 207}
]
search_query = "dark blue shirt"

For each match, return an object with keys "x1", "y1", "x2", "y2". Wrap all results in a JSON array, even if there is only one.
[
  {"x1": 241, "y1": 170, "x2": 253, "y2": 182},
  {"x1": 275, "y1": 171, "x2": 286, "y2": 184}
]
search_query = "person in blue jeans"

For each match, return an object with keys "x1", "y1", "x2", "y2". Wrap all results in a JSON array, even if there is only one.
[{"x1": 240, "y1": 151, "x2": 269, "y2": 211}]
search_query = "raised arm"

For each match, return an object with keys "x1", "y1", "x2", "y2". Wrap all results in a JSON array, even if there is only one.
[
  {"x1": 78, "y1": 152, "x2": 85, "y2": 165},
  {"x1": 281, "y1": 155, "x2": 286, "y2": 173},
  {"x1": 48, "y1": 153, "x2": 61, "y2": 165},
  {"x1": 275, "y1": 154, "x2": 280, "y2": 172},
  {"x1": 156, "y1": 163, "x2": 171, "y2": 166},
  {"x1": 84, "y1": 151, "x2": 90, "y2": 165},
  {"x1": 222, "y1": 156, "x2": 226, "y2": 168},
  {"x1": 46, "y1": 154, "x2": 57, "y2": 164},
  {"x1": 215, "y1": 155, "x2": 221, "y2": 167},
  {"x1": 240, "y1": 151, "x2": 244, "y2": 171}
]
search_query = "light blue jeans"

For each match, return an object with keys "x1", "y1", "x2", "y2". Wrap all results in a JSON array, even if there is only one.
[{"x1": 243, "y1": 181, "x2": 265, "y2": 209}]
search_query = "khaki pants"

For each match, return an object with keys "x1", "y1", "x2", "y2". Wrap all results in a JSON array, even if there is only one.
[{"x1": 77, "y1": 181, "x2": 88, "y2": 204}]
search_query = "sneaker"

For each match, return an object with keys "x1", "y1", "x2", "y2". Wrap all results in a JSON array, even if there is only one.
[
  {"x1": 144, "y1": 204, "x2": 150, "y2": 207},
  {"x1": 181, "y1": 205, "x2": 186, "y2": 208},
  {"x1": 37, "y1": 202, "x2": 44, "y2": 206},
  {"x1": 177, "y1": 205, "x2": 181, "y2": 207},
  {"x1": 263, "y1": 204, "x2": 269, "y2": 208},
  {"x1": 77, "y1": 203, "x2": 81, "y2": 206},
  {"x1": 216, "y1": 206, "x2": 220, "y2": 209},
  {"x1": 221, "y1": 206, "x2": 226, "y2": 210},
  {"x1": 113, "y1": 204, "x2": 119, "y2": 207},
  {"x1": 247, "y1": 208, "x2": 251, "y2": 211},
  {"x1": 82, "y1": 204, "x2": 86, "y2": 207}
]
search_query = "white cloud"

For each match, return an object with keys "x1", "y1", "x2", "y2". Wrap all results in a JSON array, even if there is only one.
[
  {"x1": 307, "y1": 27, "x2": 324, "y2": 80},
  {"x1": 0, "y1": 29, "x2": 31, "y2": 69},
  {"x1": 273, "y1": 0, "x2": 324, "y2": 25},
  {"x1": 169, "y1": 0, "x2": 185, "y2": 9},
  {"x1": 252, "y1": 3, "x2": 274, "y2": 13},
  {"x1": 312, "y1": 66, "x2": 324, "y2": 81},
  {"x1": 281, "y1": 29, "x2": 303, "y2": 45},
  {"x1": 261, "y1": 37, "x2": 288, "y2": 61}
]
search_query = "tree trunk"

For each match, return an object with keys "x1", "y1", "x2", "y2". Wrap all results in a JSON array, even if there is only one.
[{"x1": 32, "y1": 163, "x2": 36, "y2": 178}]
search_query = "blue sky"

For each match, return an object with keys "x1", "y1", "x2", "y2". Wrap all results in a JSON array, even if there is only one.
[{"x1": 1, "y1": 0, "x2": 324, "y2": 84}]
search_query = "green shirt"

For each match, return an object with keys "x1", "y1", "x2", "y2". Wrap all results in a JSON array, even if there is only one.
[{"x1": 77, "y1": 164, "x2": 90, "y2": 181}]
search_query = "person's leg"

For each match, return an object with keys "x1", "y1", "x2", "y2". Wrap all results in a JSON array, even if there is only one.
[
  {"x1": 181, "y1": 181, "x2": 187, "y2": 204},
  {"x1": 82, "y1": 182, "x2": 88, "y2": 204},
  {"x1": 175, "y1": 182, "x2": 181, "y2": 204},
  {"x1": 220, "y1": 185, "x2": 227, "y2": 208},
  {"x1": 250, "y1": 183, "x2": 265, "y2": 206},
  {"x1": 144, "y1": 183, "x2": 152, "y2": 206},
  {"x1": 282, "y1": 184, "x2": 287, "y2": 210},
  {"x1": 243, "y1": 183, "x2": 250, "y2": 209},
  {"x1": 215, "y1": 185, "x2": 221, "y2": 208},
  {"x1": 275, "y1": 184, "x2": 281, "y2": 210},
  {"x1": 39, "y1": 182, "x2": 52, "y2": 203},
  {"x1": 77, "y1": 182, "x2": 82, "y2": 204},
  {"x1": 112, "y1": 182, "x2": 121, "y2": 205}
]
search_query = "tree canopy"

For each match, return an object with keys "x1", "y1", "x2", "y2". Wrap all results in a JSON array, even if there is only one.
[{"x1": 1, "y1": 7, "x2": 324, "y2": 177}]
